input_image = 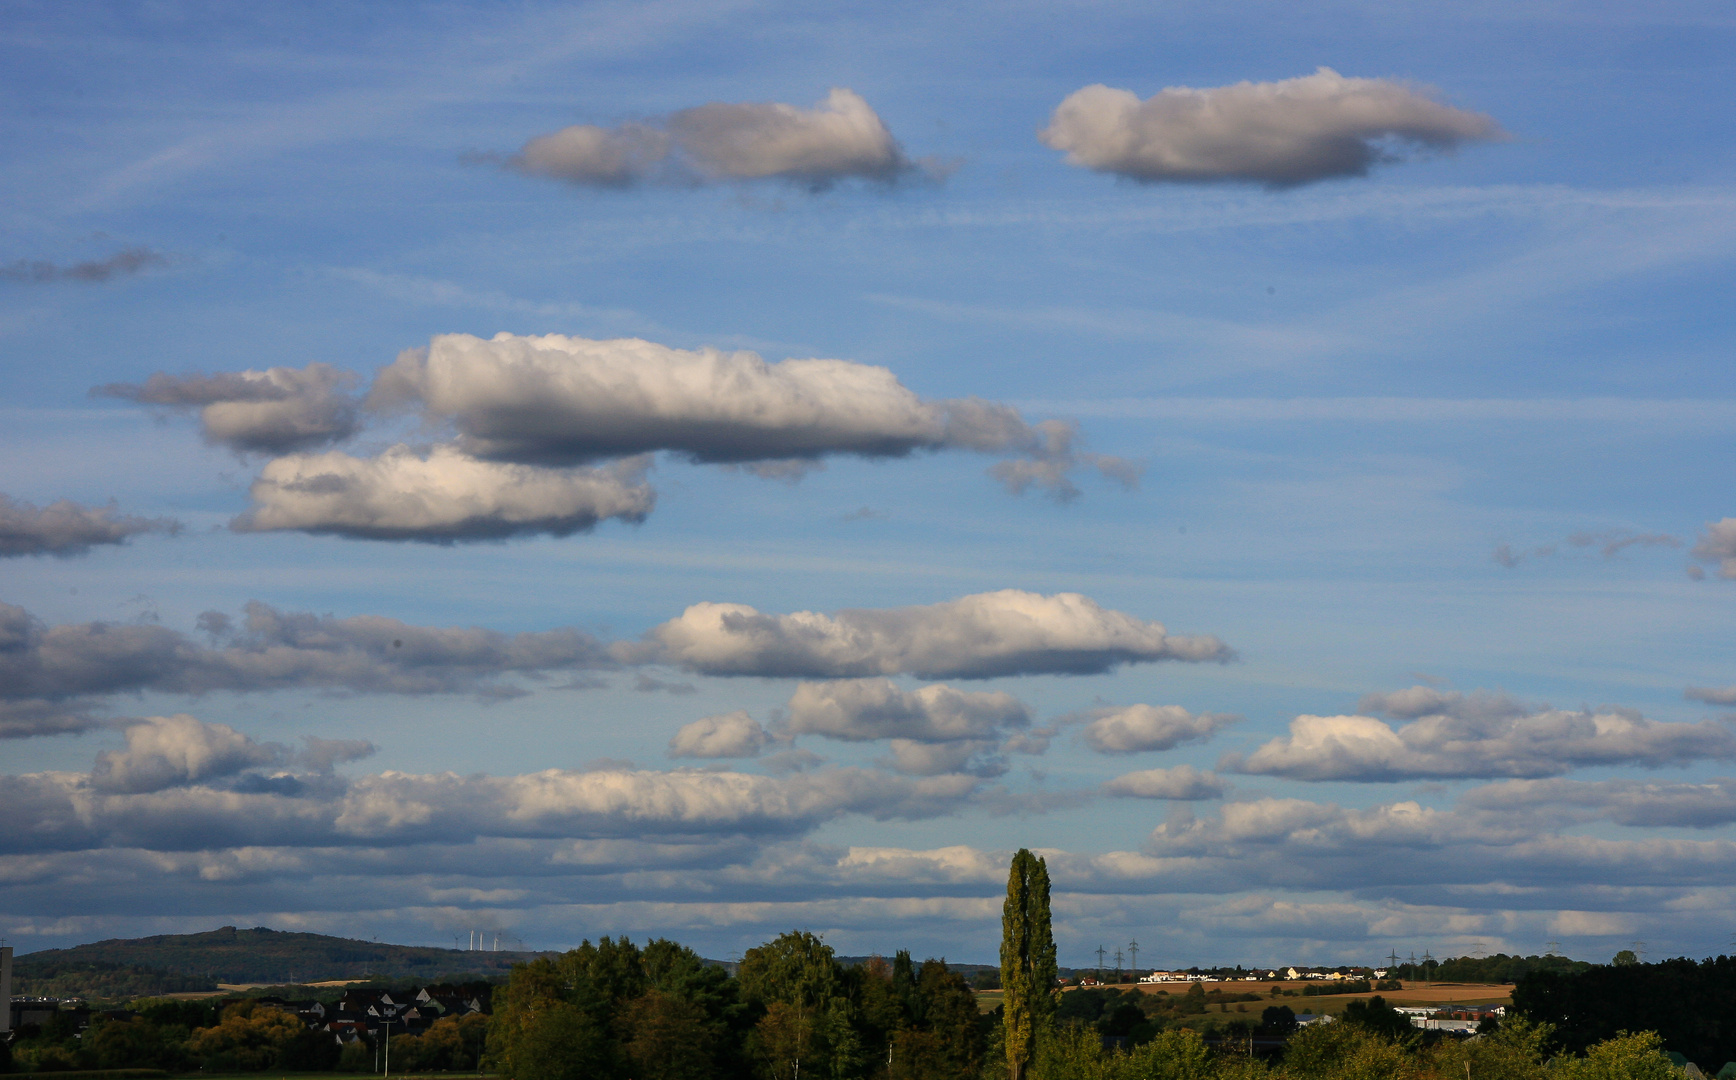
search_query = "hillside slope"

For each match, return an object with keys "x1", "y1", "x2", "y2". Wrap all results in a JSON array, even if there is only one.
[{"x1": 15, "y1": 926, "x2": 545, "y2": 990}]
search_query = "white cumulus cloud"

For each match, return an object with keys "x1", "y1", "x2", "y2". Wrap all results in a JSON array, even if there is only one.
[
  {"x1": 515, "y1": 88, "x2": 920, "y2": 189},
  {"x1": 1040, "y1": 68, "x2": 1504, "y2": 186},
  {"x1": 96, "y1": 363, "x2": 362, "y2": 455},
  {"x1": 91, "y1": 715, "x2": 285, "y2": 794},
  {"x1": 785, "y1": 678, "x2": 1029, "y2": 741},
  {"x1": 1103, "y1": 764, "x2": 1227, "y2": 800},
  {"x1": 1692, "y1": 518, "x2": 1736, "y2": 579},
  {"x1": 1225, "y1": 686, "x2": 1736, "y2": 781},
  {"x1": 1080, "y1": 704, "x2": 1239, "y2": 754},
  {"x1": 617, "y1": 589, "x2": 1231, "y2": 679},
  {"x1": 668, "y1": 711, "x2": 769, "y2": 759},
  {"x1": 234, "y1": 444, "x2": 654, "y2": 542}
]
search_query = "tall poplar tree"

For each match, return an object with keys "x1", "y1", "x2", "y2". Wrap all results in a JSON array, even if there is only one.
[{"x1": 999, "y1": 848, "x2": 1055, "y2": 1080}]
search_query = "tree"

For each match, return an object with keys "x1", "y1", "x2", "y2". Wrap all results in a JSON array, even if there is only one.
[
  {"x1": 616, "y1": 988, "x2": 719, "y2": 1080},
  {"x1": 1611, "y1": 950, "x2": 1639, "y2": 966},
  {"x1": 1260, "y1": 1005, "x2": 1298, "y2": 1036},
  {"x1": 740, "y1": 930, "x2": 848, "y2": 1080},
  {"x1": 1340, "y1": 995, "x2": 1413, "y2": 1041},
  {"x1": 1000, "y1": 848, "x2": 1056, "y2": 1080},
  {"x1": 489, "y1": 957, "x2": 611, "y2": 1080},
  {"x1": 185, "y1": 1000, "x2": 319, "y2": 1072}
]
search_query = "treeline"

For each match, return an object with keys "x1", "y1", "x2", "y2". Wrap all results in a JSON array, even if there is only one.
[
  {"x1": 1034, "y1": 1014, "x2": 1682, "y2": 1080},
  {"x1": 10, "y1": 962, "x2": 215, "y2": 1001},
  {"x1": 1514, "y1": 954, "x2": 1736, "y2": 1067},
  {"x1": 491, "y1": 932, "x2": 984, "y2": 1080},
  {"x1": 1394, "y1": 954, "x2": 1590, "y2": 984},
  {"x1": 1, "y1": 996, "x2": 489, "y2": 1075}
]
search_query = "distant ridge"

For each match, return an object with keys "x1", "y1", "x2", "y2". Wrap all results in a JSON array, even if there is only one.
[{"x1": 15, "y1": 925, "x2": 552, "y2": 992}]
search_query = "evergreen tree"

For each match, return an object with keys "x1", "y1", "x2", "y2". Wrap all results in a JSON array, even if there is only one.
[{"x1": 1000, "y1": 848, "x2": 1056, "y2": 1080}]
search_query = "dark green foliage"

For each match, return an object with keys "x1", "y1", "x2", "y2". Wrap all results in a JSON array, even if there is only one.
[
  {"x1": 1398, "y1": 953, "x2": 1590, "y2": 984},
  {"x1": 1339, "y1": 995, "x2": 1413, "y2": 1040},
  {"x1": 1261, "y1": 1005, "x2": 1298, "y2": 1035},
  {"x1": 1000, "y1": 848, "x2": 1055, "y2": 1080},
  {"x1": 492, "y1": 936, "x2": 746, "y2": 1080},
  {"x1": 11, "y1": 962, "x2": 214, "y2": 1001},
  {"x1": 1514, "y1": 954, "x2": 1736, "y2": 1067}
]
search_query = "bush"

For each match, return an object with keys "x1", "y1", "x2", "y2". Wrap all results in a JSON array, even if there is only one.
[{"x1": 1551, "y1": 1031, "x2": 1679, "y2": 1080}]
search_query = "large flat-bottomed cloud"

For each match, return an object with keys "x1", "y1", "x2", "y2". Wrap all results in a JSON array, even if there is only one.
[
  {"x1": 1040, "y1": 68, "x2": 1504, "y2": 186},
  {"x1": 368, "y1": 331, "x2": 1131, "y2": 502},
  {"x1": 514, "y1": 88, "x2": 919, "y2": 189},
  {"x1": 0, "y1": 493, "x2": 178, "y2": 558},
  {"x1": 617, "y1": 589, "x2": 1231, "y2": 679},
  {"x1": 234, "y1": 444, "x2": 655, "y2": 542},
  {"x1": 375, "y1": 333, "x2": 1061, "y2": 461}
]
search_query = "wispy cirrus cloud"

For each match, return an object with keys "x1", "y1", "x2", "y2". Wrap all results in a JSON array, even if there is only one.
[
  {"x1": 0, "y1": 247, "x2": 167, "y2": 284},
  {"x1": 1494, "y1": 528, "x2": 1681, "y2": 568}
]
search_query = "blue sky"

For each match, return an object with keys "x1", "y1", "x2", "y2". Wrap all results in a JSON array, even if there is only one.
[{"x1": 3, "y1": 0, "x2": 1735, "y2": 968}]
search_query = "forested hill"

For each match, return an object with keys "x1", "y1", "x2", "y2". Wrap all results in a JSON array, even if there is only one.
[{"x1": 15, "y1": 926, "x2": 550, "y2": 989}]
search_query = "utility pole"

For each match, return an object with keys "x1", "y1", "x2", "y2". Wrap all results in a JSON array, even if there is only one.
[
  {"x1": 1546, "y1": 940, "x2": 1560, "y2": 956},
  {"x1": 382, "y1": 1018, "x2": 394, "y2": 1078},
  {"x1": 1387, "y1": 949, "x2": 1399, "y2": 970},
  {"x1": 1114, "y1": 948, "x2": 1124, "y2": 984},
  {"x1": 1128, "y1": 939, "x2": 1139, "y2": 979},
  {"x1": 1096, "y1": 945, "x2": 1107, "y2": 980}
]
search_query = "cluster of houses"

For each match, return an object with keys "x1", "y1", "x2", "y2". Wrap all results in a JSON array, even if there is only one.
[
  {"x1": 3, "y1": 984, "x2": 489, "y2": 1046},
  {"x1": 1127, "y1": 967, "x2": 1391, "y2": 985},
  {"x1": 263, "y1": 985, "x2": 491, "y2": 1046}
]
